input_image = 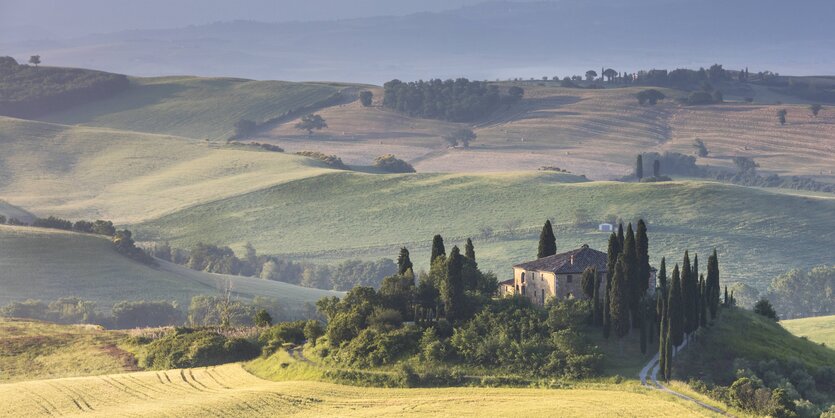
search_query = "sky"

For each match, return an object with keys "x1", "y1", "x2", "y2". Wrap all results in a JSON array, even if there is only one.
[{"x1": 0, "y1": 0, "x2": 526, "y2": 38}]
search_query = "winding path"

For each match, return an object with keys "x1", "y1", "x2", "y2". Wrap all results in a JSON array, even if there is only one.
[{"x1": 638, "y1": 338, "x2": 734, "y2": 416}]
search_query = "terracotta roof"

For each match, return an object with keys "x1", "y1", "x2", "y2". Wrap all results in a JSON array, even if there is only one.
[{"x1": 513, "y1": 244, "x2": 608, "y2": 274}]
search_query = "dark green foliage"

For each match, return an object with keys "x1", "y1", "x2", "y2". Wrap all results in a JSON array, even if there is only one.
[
  {"x1": 635, "y1": 155, "x2": 644, "y2": 179},
  {"x1": 430, "y1": 234, "x2": 446, "y2": 263},
  {"x1": 581, "y1": 267, "x2": 596, "y2": 299},
  {"x1": 592, "y1": 274, "x2": 602, "y2": 326},
  {"x1": 379, "y1": 272, "x2": 415, "y2": 319},
  {"x1": 1, "y1": 297, "x2": 99, "y2": 325},
  {"x1": 294, "y1": 113, "x2": 327, "y2": 135},
  {"x1": 187, "y1": 243, "x2": 243, "y2": 275},
  {"x1": 636, "y1": 89, "x2": 665, "y2": 105},
  {"x1": 187, "y1": 295, "x2": 254, "y2": 327},
  {"x1": 707, "y1": 249, "x2": 721, "y2": 319},
  {"x1": 441, "y1": 246, "x2": 465, "y2": 321},
  {"x1": 653, "y1": 159, "x2": 661, "y2": 177},
  {"x1": 254, "y1": 309, "x2": 272, "y2": 327},
  {"x1": 699, "y1": 276, "x2": 707, "y2": 328},
  {"x1": 635, "y1": 220, "x2": 650, "y2": 296},
  {"x1": 112, "y1": 300, "x2": 182, "y2": 329},
  {"x1": 334, "y1": 326, "x2": 421, "y2": 367},
  {"x1": 32, "y1": 216, "x2": 72, "y2": 230},
  {"x1": 303, "y1": 319, "x2": 325, "y2": 343},
  {"x1": 622, "y1": 224, "x2": 639, "y2": 328},
  {"x1": 639, "y1": 309, "x2": 648, "y2": 355},
  {"x1": 142, "y1": 329, "x2": 259, "y2": 369},
  {"x1": 373, "y1": 154, "x2": 416, "y2": 173},
  {"x1": 657, "y1": 257, "x2": 667, "y2": 292},
  {"x1": 259, "y1": 320, "x2": 308, "y2": 351},
  {"x1": 464, "y1": 238, "x2": 476, "y2": 262},
  {"x1": 0, "y1": 56, "x2": 129, "y2": 118},
  {"x1": 602, "y1": 278, "x2": 611, "y2": 339},
  {"x1": 681, "y1": 251, "x2": 697, "y2": 335},
  {"x1": 668, "y1": 264, "x2": 684, "y2": 347},
  {"x1": 359, "y1": 90, "x2": 373, "y2": 107},
  {"x1": 383, "y1": 78, "x2": 519, "y2": 122},
  {"x1": 443, "y1": 128, "x2": 477, "y2": 148},
  {"x1": 766, "y1": 265, "x2": 834, "y2": 319},
  {"x1": 606, "y1": 232, "x2": 620, "y2": 285},
  {"x1": 617, "y1": 223, "x2": 624, "y2": 248},
  {"x1": 777, "y1": 109, "x2": 787, "y2": 125},
  {"x1": 753, "y1": 298, "x2": 779, "y2": 321},
  {"x1": 810, "y1": 104, "x2": 822, "y2": 117},
  {"x1": 693, "y1": 138, "x2": 709, "y2": 157},
  {"x1": 295, "y1": 151, "x2": 347, "y2": 169},
  {"x1": 112, "y1": 229, "x2": 156, "y2": 266},
  {"x1": 658, "y1": 296, "x2": 668, "y2": 380},
  {"x1": 233, "y1": 118, "x2": 257, "y2": 138},
  {"x1": 537, "y1": 220, "x2": 557, "y2": 259},
  {"x1": 610, "y1": 256, "x2": 630, "y2": 340},
  {"x1": 685, "y1": 91, "x2": 716, "y2": 105},
  {"x1": 397, "y1": 247, "x2": 413, "y2": 275}
]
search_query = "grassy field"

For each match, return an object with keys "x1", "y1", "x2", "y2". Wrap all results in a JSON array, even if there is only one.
[
  {"x1": 0, "y1": 318, "x2": 135, "y2": 382},
  {"x1": 134, "y1": 172, "x2": 835, "y2": 290},
  {"x1": 0, "y1": 362, "x2": 722, "y2": 417},
  {"x1": 0, "y1": 116, "x2": 335, "y2": 223},
  {"x1": 781, "y1": 315, "x2": 835, "y2": 348},
  {"x1": 38, "y1": 76, "x2": 353, "y2": 140},
  {"x1": 0, "y1": 225, "x2": 342, "y2": 312}
]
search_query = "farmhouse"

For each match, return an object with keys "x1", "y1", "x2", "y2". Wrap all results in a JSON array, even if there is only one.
[{"x1": 502, "y1": 244, "x2": 656, "y2": 306}]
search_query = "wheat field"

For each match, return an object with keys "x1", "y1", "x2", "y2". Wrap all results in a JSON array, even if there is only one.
[{"x1": 0, "y1": 363, "x2": 721, "y2": 417}]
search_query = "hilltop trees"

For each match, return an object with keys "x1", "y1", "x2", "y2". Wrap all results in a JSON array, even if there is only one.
[
  {"x1": 397, "y1": 247, "x2": 413, "y2": 275},
  {"x1": 585, "y1": 70, "x2": 598, "y2": 81},
  {"x1": 28, "y1": 55, "x2": 40, "y2": 67},
  {"x1": 430, "y1": 235, "x2": 446, "y2": 263},
  {"x1": 777, "y1": 109, "x2": 787, "y2": 126},
  {"x1": 382, "y1": 78, "x2": 520, "y2": 122},
  {"x1": 441, "y1": 246, "x2": 465, "y2": 321},
  {"x1": 537, "y1": 220, "x2": 557, "y2": 258},
  {"x1": 603, "y1": 68, "x2": 617, "y2": 82},
  {"x1": 444, "y1": 128, "x2": 477, "y2": 148},
  {"x1": 295, "y1": 113, "x2": 327, "y2": 135},
  {"x1": 810, "y1": 104, "x2": 822, "y2": 117},
  {"x1": 637, "y1": 89, "x2": 665, "y2": 105},
  {"x1": 359, "y1": 90, "x2": 373, "y2": 107}
]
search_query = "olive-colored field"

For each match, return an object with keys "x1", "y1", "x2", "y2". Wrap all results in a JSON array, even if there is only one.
[
  {"x1": 0, "y1": 363, "x2": 720, "y2": 417},
  {"x1": 0, "y1": 225, "x2": 342, "y2": 312},
  {"x1": 781, "y1": 314, "x2": 835, "y2": 348},
  {"x1": 0, "y1": 318, "x2": 134, "y2": 383}
]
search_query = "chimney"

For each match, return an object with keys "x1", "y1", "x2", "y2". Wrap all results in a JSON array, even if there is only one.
[{"x1": 570, "y1": 255, "x2": 574, "y2": 265}]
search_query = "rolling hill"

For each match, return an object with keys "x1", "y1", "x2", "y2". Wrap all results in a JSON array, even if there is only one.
[
  {"x1": 133, "y1": 171, "x2": 835, "y2": 290},
  {"x1": 781, "y1": 315, "x2": 835, "y2": 348},
  {"x1": 38, "y1": 76, "x2": 355, "y2": 140},
  {"x1": 0, "y1": 225, "x2": 342, "y2": 312},
  {"x1": 0, "y1": 362, "x2": 719, "y2": 417},
  {"x1": 0, "y1": 116, "x2": 335, "y2": 223}
]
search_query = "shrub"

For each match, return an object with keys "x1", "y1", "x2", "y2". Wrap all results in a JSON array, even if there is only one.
[
  {"x1": 373, "y1": 154, "x2": 415, "y2": 173},
  {"x1": 686, "y1": 91, "x2": 716, "y2": 105},
  {"x1": 253, "y1": 309, "x2": 272, "y2": 327},
  {"x1": 295, "y1": 151, "x2": 348, "y2": 169},
  {"x1": 637, "y1": 89, "x2": 665, "y2": 105},
  {"x1": 359, "y1": 90, "x2": 373, "y2": 107},
  {"x1": 140, "y1": 329, "x2": 259, "y2": 369},
  {"x1": 753, "y1": 299, "x2": 779, "y2": 321},
  {"x1": 259, "y1": 320, "x2": 308, "y2": 355},
  {"x1": 112, "y1": 300, "x2": 183, "y2": 329}
]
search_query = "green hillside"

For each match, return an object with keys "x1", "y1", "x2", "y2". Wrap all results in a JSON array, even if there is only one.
[
  {"x1": 0, "y1": 225, "x2": 342, "y2": 312},
  {"x1": 39, "y1": 76, "x2": 353, "y2": 140},
  {"x1": 0, "y1": 116, "x2": 334, "y2": 223},
  {"x1": 134, "y1": 172, "x2": 835, "y2": 289},
  {"x1": 782, "y1": 315, "x2": 835, "y2": 348}
]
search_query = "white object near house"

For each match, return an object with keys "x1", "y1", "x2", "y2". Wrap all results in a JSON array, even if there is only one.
[{"x1": 598, "y1": 223, "x2": 614, "y2": 232}]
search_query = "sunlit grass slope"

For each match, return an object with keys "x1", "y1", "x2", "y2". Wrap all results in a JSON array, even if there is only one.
[
  {"x1": 0, "y1": 117, "x2": 333, "y2": 223},
  {"x1": 782, "y1": 315, "x2": 835, "y2": 348},
  {"x1": 0, "y1": 225, "x2": 342, "y2": 312},
  {"x1": 0, "y1": 363, "x2": 720, "y2": 417},
  {"x1": 0, "y1": 318, "x2": 134, "y2": 383},
  {"x1": 39, "y1": 76, "x2": 351, "y2": 140},
  {"x1": 135, "y1": 173, "x2": 835, "y2": 289}
]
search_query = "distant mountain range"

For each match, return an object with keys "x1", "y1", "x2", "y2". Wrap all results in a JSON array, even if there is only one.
[{"x1": 3, "y1": 0, "x2": 833, "y2": 83}]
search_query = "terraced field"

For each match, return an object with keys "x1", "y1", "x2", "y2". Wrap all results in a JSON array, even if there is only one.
[
  {"x1": 0, "y1": 363, "x2": 720, "y2": 417},
  {"x1": 0, "y1": 225, "x2": 342, "y2": 312},
  {"x1": 0, "y1": 117, "x2": 334, "y2": 223},
  {"x1": 38, "y1": 76, "x2": 354, "y2": 140}
]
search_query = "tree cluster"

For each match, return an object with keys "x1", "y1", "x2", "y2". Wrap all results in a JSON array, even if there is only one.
[
  {"x1": 382, "y1": 78, "x2": 523, "y2": 122},
  {"x1": 0, "y1": 56, "x2": 130, "y2": 118},
  {"x1": 295, "y1": 151, "x2": 348, "y2": 169},
  {"x1": 373, "y1": 154, "x2": 416, "y2": 173}
]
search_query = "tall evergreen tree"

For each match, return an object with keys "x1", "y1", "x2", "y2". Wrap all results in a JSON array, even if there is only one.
[
  {"x1": 699, "y1": 275, "x2": 708, "y2": 328},
  {"x1": 681, "y1": 251, "x2": 696, "y2": 337},
  {"x1": 664, "y1": 314, "x2": 673, "y2": 380},
  {"x1": 537, "y1": 220, "x2": 557, "y2": 258},
  {"x1": 593, "y1": 274, "x2": 603, "y2": 326},
  {"x1": 464, "y1": 238, "x2": 476, "y2": 261},
  {"x1": 636, "y1": 219, "x2": 650, "y2": 295},
  {"x1": 430, "y1": 234, "x2": 446, "y2": 263},
  {"x1": 653, "y1": 159, "x2": 661, "y2": 177},
  {"x1": 668, "y1": 264, "x2": 684, "y2": 348},
  {"x1": 617, "y1": 223, "x2": 625, "y2": 248},
  {"x1": 606, "y1": 232, "x2": 620, "y2": 285},
  {"x1": 724, "y1": 285, "x2": 729, "y2": 306},
  {"x1": 610, "y1": 255, "x2": 631, "y2": 344},
  {"x1": 442, "y1": 246, "x2": 464, "y2": 321},
  {"x1": 636, "y1": 154, "x2": 644, "y2": 180},
  {"x1": 658, "y1": 295, "x2": 668, "y2": 380},
  {"x1": 581, "y1": 267, "x2": 597, "y2": 299},
  {"x1": 657, "y1": 257, "x2": 667, "y2": 291},
  {"x1": 707, "y1": 249, "x2": 720, "y2": 319},
  {"x1": 622, "y1": 224, "x2": 640, "y2": 329},
  {"x1": 397, "y1": 247, "x2": 413, "y2": 275}
]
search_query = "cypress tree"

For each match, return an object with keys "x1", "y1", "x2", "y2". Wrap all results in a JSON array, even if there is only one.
[
  {"x1": 603, "y1": 280, "x2": 611, "y2": 339},
  {"x1": 636, "y1": 154, "x2": 644, "y2": 180},
  {"x1": 656, "y1": 285, "x2": 666, "y2": 337},
  {"x1": 430, "y1": 234, "x2": 446, "y2": 263},
  {"x1": 610, "y1": 255, "x2": 631, "y2": 345},
  {"x1": 464, "y1": 238, "x2": 476, "y2": 261},
  {"x1": 724, "y1": 285, "x2": 728, "y2": 306},
  {"x1": 622, "y1": 224, "x2": 640, "y2": 328},
  {"x1": 664, "y1": 314, "x2": 673, "y2": 380},
  {"x1": 397, "y1": 247, "x2": 413, "y2": 275},
  {"x1": 699, "y1": 275, "x2": 707, "y2": 328},
  {"x1": 537, "y1": 220, "x2": 557, "y2": 258},
  {"x1": 606, "y1": 232, "x2": 620, "y2": 284},
  {"x1": 636, "y1": 219, "x2": 650, "y2": 295},
  {"x1": 658, "y1": 295, "x2": 668, "y2": 380},
  {"x1": 593, "y1": 274, "x2": 602, "y2": 326},
  {"x1": 442, "y1": 246, "x2": 464, "y2": 321},
  {"x1": 646, "y1": 296, "x2": 656, "y2": 344},
  {"x1": 707, "y1": 249, "x2": 720, "y2": 319},
  {"x1": 617, "y1": 223, "x2": 624, "y2": 249},
  {"x1": 668, "y1": 264, "x2": 684, "y2": 348},
  {"x1": 681, "y1": 251, "x2": 696, "y2": 337},
  {"x1": 581, "y1": 267, "x2": 597, "y2": 299},
  {"x1": 653, "y1": 159, "x2": 661, "y2": 177},
  {"x1": 657, "y1": 257, "x2": 667, "y2": 291}
]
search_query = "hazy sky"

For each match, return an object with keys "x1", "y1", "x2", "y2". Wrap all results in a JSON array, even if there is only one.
[{"x1": 0, "y1": 0, "x2": 528, "y2": 38}]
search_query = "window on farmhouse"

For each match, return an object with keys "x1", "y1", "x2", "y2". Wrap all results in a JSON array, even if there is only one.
[
  {"x1": 566, "y1": 274, "x2": 573, "y2": 283},
  {"x1": 521, "y1": 272, "x2": 525, "y2": 283}
]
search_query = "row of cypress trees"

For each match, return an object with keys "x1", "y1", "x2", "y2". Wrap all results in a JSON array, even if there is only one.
[
  {"x1": 657, "y1": 249, "x2": 722, "y2": 380},
  {"x1": 600, "y1": 222, "x2": 652, "y2": 343}
]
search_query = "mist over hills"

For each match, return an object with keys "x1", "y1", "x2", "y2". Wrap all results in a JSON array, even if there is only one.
[{"x1": 3, "y1": 0, "x2": 833, "y2": 83}]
